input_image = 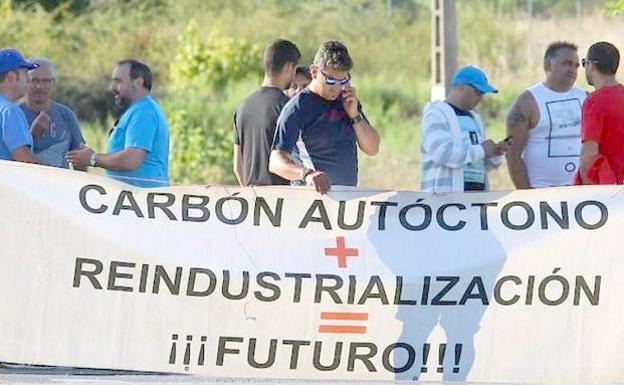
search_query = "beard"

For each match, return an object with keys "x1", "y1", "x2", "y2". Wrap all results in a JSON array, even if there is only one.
[{"x1": 114, "y1": 93, "x2": 130, "y2": 108}]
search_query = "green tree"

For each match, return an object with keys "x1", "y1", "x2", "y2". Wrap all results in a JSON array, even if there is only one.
[
  {"x1": 166, "y1": 20, "x2": 261, "y2": 184},
  {"x1": 605, "y1": 0, "x2": 624, "y2": 14}
]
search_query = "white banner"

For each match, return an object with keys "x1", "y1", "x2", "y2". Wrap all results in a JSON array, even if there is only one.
[{"x1": 0, "y1": 160, "x2": 622, "y2": 384}]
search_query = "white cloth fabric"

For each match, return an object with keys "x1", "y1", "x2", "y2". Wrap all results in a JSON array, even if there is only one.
[
  {"x1": 420, "y1": 100, "x2": 502, "y2": 193},
  {"x1": 524, "y1": 83, "x2": 586, "y2": 187}
]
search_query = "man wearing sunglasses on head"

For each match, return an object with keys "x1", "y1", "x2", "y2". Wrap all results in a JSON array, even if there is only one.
[
  {"x1": 421, "y1": 65, "x2": 507, "y2": 193},
  {"x1": 269, "y1": 40, "x2": 380, "y2": 194},
  {"x1": 578, "y1": 41, "x2": 624, "y2": 185}
]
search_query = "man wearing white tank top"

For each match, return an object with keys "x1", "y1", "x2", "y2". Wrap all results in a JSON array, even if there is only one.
[{"x1": 506, "y1": 42, "x2": 587, "y2": 188}]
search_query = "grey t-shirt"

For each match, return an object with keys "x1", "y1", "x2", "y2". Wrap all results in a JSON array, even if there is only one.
[{"x1": 19, "y1": 101, "x2": 85, "y2": 168}]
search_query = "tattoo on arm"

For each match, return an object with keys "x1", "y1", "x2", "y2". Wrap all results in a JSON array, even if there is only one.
[{"x1": 507, "y1": 106, "x2": 526, "y2": 127}]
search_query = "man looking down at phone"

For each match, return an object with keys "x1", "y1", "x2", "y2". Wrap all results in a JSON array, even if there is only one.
[
  {"x1": 420, "y1": 65, "x2": 506, "y2": 193},
  {"x1": 505, "y1": 41, "x2": 586, "y2": 188},
  {"x1": 269, "y1": 40, "x2": 380, "y2": 195}
]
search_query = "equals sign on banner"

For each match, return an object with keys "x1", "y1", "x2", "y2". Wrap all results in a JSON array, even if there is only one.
[{"x1": 318, "y1": 312, "x2": 369, "y2": 334}]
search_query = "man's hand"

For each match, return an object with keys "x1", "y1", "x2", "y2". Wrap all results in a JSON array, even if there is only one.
[
  {"x1": 30, "y1": 111, "x2": 50, "y2": 138},
  {"x1": 341, "y1": 86, "x2": 359, "y2": 118},
  {"x1": 481, "y1": 139, "x2": 505, "y2": 158},
  {"x1": 67, "y1": 146, "x2": 95, "y2": 169},
  {"x1": 305, "y1": 170, "x2": 331, "y2": 195},
  {"x1": 498, "y1": 137, "x2": 512, "y2": 154}
]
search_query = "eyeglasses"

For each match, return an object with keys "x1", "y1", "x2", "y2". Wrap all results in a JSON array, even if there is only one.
[
  {"x1": 468, "y1": 84, "x2": 485, "y2": 96},
  {"x1": 320, "y1": 70, "x2": 350, "y2": 86},
  {"x1": 582, "y1": 58, "x2": 599, "y2": 68},
  {"x1": 30, "y1": 78, "x2": 55, "y2": 86}
]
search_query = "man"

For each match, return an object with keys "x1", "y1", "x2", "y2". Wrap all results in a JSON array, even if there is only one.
[
  {"x1": 67, "y1": 59, "x2": 169, "y2": 188},
  {"x1": 269, "y1": 40, "x2": 380, "y2": 194},
  {"x1": 20, "y1": 58, "x2": 86, "y2": 170},
  {"x1": 233, "y1": 39, "x2": 300, "y2": 186},
  {"x1": 506, "y1": 42, "x2": 586, "y2": 188},
  {"x1": 578, "y1": 41, "x2": 624, "y2": 185},
  {"x1": 420, "y1": 65, "x2": 505, "y2": 193},
  {"x1": 0, "y1": 48, "x2": 39, "y2": 163},
  {"x1": 285, "y1": 66, "x2": 311, "y2": 98}
]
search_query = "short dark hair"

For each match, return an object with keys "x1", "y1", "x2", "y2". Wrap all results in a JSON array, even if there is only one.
[
  {"x1": 587, "y1": 41, "x2": 620, "y2": 75},
  {"x1": 263, "y1": 39, "x2": 300, "y2": 75},
  {"x1": 295, "y1": 66, "x2": 311, "y2": 80},
  {"x1": 544, "y1": 41, "x2": 578, "y2": 62},
  {"x1": 313, "y1": 41, "x2": 353, "y2": 72},
  {"x1": 117, "y1": 59, "x2": 153, "y2": 90}
]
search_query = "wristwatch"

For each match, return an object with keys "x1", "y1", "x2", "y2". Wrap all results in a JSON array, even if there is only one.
[
  {"x1": 301, "y1": 167, "x2": 314, "y2": 181},
  {"x1": 89, "y1": 153, "x2": 98, "y2": 167},
  {"x1": 350, "y1": 112, "x2": 365, "y2": 125}
]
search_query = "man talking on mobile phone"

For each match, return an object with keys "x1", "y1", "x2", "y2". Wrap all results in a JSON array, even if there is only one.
[{"x1": 269, "y1": 40, "x2": 380, "y2": 194}]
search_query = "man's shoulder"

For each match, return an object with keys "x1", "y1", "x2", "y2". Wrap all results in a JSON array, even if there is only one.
[
  {"x1": 50, "y1": 101, "x2": 78, "y2": 116},
  {"x1": 423, "y1": 100, "x2": 452, "y2": 117},
  {"x1": 513, "y1": 88, "x2": 537, "y2": 105},
  {"x1": 285, "y1": 89, "x2": 321, "y2": 114},
  {"x1": 17, "y1": 101, "x2": 33, "y2": 116},
  {"x1": 0, "y1": 99, "x2": 27, "y2": 123},
  {"x1": 242, "y1": 86, "x2": 288, "y2": 109},
  {"x1": 126, "y1": 96, "x2": 163, "y2": 118},
  {"x1": 1, "y1": 98, "x2": 22, "y2": 114}
]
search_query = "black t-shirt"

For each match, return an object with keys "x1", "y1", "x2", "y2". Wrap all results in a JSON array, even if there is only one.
[{"x1": 233, "y1": 86, "x2": 290, "y2": 185}]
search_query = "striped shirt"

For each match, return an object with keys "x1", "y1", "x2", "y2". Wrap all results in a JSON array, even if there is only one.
[{"x1": 420, "y1": 100, "x2": 501, "y2": 193}]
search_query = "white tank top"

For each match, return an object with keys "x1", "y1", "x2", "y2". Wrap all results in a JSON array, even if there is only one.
[{"x1": 523, "y1": 83, "x2": 586, "y2": 187}]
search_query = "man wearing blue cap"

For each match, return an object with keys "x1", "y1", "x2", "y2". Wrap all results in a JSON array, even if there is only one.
[
  {"x1": 0, "y1": 48, "x2": 39, "y2": 163},
  {"x1": 420, "y1": 65, "x2": 507, "y2": 193}
]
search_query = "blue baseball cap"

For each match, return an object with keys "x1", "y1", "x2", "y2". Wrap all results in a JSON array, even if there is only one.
[
  {"x1": 0, "y1": 48, "x2": 38, "y2": 75},
  {"x1": 451, "y1": 65, "x2": 498, "y2": 94}
]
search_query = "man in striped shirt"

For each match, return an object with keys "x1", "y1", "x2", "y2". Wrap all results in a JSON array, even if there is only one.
[{"x1": 420, "y1": 66, "x2": 507, "y2": 193}]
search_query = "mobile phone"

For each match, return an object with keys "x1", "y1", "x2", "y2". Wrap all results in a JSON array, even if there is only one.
[{"x1": 503, "y1": 135, "x2": 513, "y2": 143}]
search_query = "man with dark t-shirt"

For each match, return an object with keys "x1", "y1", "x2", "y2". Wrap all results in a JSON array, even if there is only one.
[
  {"x1": 579, "y1": 41, "x2": 624, "y2": 184},
  {"x1": 269, "y1": 41, "x2": 380, "y2": 194},
  {"x1": 233, "y1": 39, "x2": 300, "y2": 186}
]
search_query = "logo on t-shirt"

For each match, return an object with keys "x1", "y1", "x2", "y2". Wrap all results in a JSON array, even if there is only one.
[{"x1": 469, "y1": 131, "x2": 479, "y2": 145}]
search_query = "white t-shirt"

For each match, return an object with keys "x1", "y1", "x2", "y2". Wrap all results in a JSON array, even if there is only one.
[{"x1": 523, "y1": 83, "x2": 586, "y2": 187}]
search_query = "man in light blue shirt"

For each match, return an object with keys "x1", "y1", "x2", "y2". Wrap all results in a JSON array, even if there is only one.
[
  {"x1": 68, "y1": 59, "x2": 169, "y2": 187},
  {"x1": 0, "y1": 48, "x2": 39, "y2": 163}
]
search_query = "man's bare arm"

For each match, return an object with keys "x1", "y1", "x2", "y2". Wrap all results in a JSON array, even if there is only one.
[
  {"x1": 505, "y1": 91, "x2": 536, "y2": 189},
  {"x1": 353, "y1": 119, "x2": 380, "y2": 156},
  {"x1": 12, "y1": 146, "x2": 39, "y2": 164},
  {"x1": 233, "y1": 144, "x2": 244, "y2": 186},
  {"x1": 579, "y1": 140, "x2": 599, "y2": 184},
  {"x1": 269, "y1": 149, "x2": 305, "y2": 181},
  {"x1": 67, "y1": 146, "x2": 146, "y2": 171},
  {"x1": 95, "y1": 148, "x2": 146, "y2": 171},
  {"x1": 269, "y1": 149, "x2": 331, "y2": 194}
]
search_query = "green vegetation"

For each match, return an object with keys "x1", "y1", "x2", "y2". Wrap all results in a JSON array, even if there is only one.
[
  {"x1": 606, "y1": 0, "x2": 624, "y2": 13},
  {"x1": 0, "y1": 0, "x2": 619, "y2": 190}
]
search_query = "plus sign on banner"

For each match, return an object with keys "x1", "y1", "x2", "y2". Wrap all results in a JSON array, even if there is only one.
[{"x1": 324, "y1": 236, "x2": 359, "y2": 268}]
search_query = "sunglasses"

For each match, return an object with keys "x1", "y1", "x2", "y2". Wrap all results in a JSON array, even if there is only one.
[
  {"x1": 468, "y1": 84, "x2": 485, "y2": 96},
  {"x1": 320, "y1": 70, "x2": 350, "y2": 86},
  {"x1": 582, "y1": 58, "x2": 598, "y2": 68}
]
